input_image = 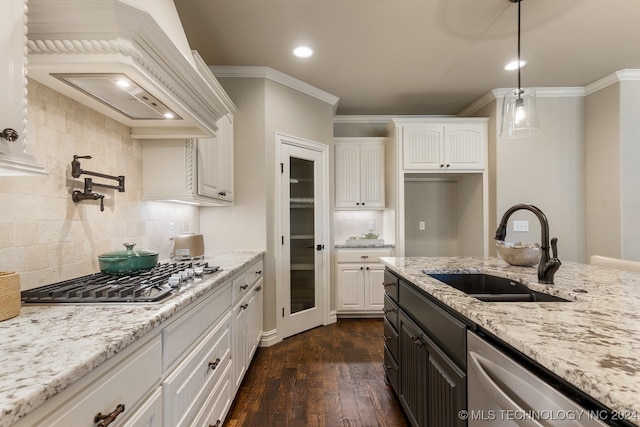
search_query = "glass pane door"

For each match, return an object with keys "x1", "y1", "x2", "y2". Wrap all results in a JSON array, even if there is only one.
[{"x1": 289, "y1": 157, "x2": 315, "y2": 314}]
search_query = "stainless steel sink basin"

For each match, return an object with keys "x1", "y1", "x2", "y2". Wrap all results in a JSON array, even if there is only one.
[{"x1": 425, "y1": 273, "x2": 570, "y2": 302}]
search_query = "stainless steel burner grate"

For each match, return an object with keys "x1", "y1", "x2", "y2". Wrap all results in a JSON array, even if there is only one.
[{"x1": 21, "y1": 262, "x2": 219, "y2": 303}]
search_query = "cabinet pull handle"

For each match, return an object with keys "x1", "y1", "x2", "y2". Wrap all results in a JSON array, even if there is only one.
[
  {"x1": 240, "y1": 284, "x2": 248, "y2": 290},
  {"x1": 382, "y1": 282, "x2": 393, "y2": 288},
  {"x1": 209, "y1": 421, "x2": 222, "y2": 427},
  {"x1": 241, "y1": 303, "x2": 249, "y2": 310},
  {"x1": 383, "y1": 364, "x2": 391, "y2": 371},
  {"x1": 414, "y1": 337, "x2": 424, "y2": 348},
  {"x1": 382, "y1": 308, "x2": 391, "y2": 314},
  {"x1": 255, "y1": 285, "x2": 262, "y2": 292},
  {"x1": 208, "y1": 357, "x2": 221, "y2": 370},
  {"x1": 383, "y1": 335, "x2": 390, "y2": 342},
  {"x1": 94, "y1": 403, "x2": 125, "y2": 427},
  {"x1": 360, "y1": 255, "x2": 369, "y2": 259},
  {"x1": 255, "y1": 270, "x2": 262, "y2": 275},
  {"x1": 218, "y1": 191, "x2": 227, "y2": 196}
]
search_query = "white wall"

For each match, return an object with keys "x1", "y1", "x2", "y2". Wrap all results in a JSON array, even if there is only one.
[
  {"x1": 0, "y1": 80, "x2": 199, "y2": 290},
  {"x1": 199, "y1": 75, "x2": 334, "y2": 334},
  {"x1": 495, "y1": 96, "x2": 586, "y2": 263}
]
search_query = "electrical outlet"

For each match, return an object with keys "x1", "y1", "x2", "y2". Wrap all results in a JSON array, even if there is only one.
[
  {"x1": 419, "y1": 221, "x2": 425, "y2": 231},
  {"x1": 368, "y1": 220, "x2": 375, "y2": 231},
  {"x1": 513, "y1": 220, "x2": 529, "y2": 232}
]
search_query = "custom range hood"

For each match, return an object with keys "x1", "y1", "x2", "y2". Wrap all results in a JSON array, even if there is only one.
[{"x1": 27, "y1": 0, "x2": 235, "y2": 139}]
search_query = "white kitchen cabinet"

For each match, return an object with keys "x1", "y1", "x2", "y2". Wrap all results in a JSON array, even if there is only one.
[
  {"x1": 402, "y1": 123, "x2": 485, "y2": 171},
  {"x1": 335, "y1": 247, "x2": 393, "y2": 317},
  {"x1": 0, "y1": 0, "x2": 46, "y2": 176},
  {"x1": 141, "y1": 113, "x2": 234, "y2": 206},
  {"x1": 198, "y1": 113, "x2": 234, "y2": 203},
  {"x1": 231, "y1": 260, "x2": 264, "y2": 393},
  {"x1": 335, "y1": 137, "x2": 385, "y2": 209}
]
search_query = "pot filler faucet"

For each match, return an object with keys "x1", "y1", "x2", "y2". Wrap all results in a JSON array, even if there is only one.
[
  {"x1": 71, "y1": 155, "x2": 125, "y2": 211},
  {"x1": 495, "y1": 204, "x2": 561, "y2": 284}
]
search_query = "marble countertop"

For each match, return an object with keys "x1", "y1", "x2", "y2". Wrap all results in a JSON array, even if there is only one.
[
  {"x1": 380, "y1": 256, "x2": 640, "y2": 425},
  {"x1": 335, "y1": 243, "x2": 395, "y2": 249},
  {"x1": 0, "y1": 250, "x2": 263, "y2": 427}
]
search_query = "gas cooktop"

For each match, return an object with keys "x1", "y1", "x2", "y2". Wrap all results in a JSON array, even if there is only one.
[{"x1": 21, "y1": 261, "x2": 220, "y2": 304}]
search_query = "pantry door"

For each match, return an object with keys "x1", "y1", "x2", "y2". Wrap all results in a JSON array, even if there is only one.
[{"x1": 276, "y1": 133, "x2": 329, "y2": 340}]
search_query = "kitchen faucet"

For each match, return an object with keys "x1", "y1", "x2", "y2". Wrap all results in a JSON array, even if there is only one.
[{"x1": 495, "y1": 204, "x2": 561, "y2": 284}]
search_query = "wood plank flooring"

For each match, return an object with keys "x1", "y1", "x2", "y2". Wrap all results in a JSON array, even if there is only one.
[{"x1": 224, "y1": 318, "x2": 409, "y2": 427}]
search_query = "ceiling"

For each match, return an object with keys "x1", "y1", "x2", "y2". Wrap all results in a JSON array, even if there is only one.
[{"x1": 174, "y1": 0, "x2": 640, "y2": 116}]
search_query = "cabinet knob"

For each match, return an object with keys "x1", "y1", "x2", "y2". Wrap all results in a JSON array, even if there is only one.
[
  {"x1": 362, "y1": 202, "x2": 365, "y2": 206},
  {"x1": 1, "y1": 128, "x2": 19, "y2": 142},
  {"x1": 440, "y1": 164, "x2": 444, "y2": 168},
  {"x1": 366, "y1": 267, "x2": 370, "y2": 270},
  {"x1": 360, "y1": 266, "x2": 364, "y2": 270},
  {"x1": 94, "y1": 404, "x2": 125, "y2": 427},
  {"x1": 446, "y1": 163, "x2": 450, "y2": 168},
  {"x1": 356, "y1": 202, "x2": 360, "y2": 205}
]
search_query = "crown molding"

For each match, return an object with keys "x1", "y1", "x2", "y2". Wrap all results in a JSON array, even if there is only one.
[
  {"x1": 585, "y1": 69, "x2": 640, "y2": 95},
  {"x1": 211, "y1": 66, "x2": 340, "y2": 113}
]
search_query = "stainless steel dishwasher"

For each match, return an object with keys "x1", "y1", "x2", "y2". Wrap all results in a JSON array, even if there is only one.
[{"x1": 467, "y1": 331, "x2": 609, "y2": 427}]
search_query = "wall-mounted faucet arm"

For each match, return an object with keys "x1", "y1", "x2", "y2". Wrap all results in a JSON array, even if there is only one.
[{"x1": 71, "y1": 155, "x2": 125, "y2": 192}]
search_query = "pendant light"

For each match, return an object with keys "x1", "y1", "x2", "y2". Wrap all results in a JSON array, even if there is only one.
[{"x1": 500, "y1": 0, "x2": 540, "y2": 138}]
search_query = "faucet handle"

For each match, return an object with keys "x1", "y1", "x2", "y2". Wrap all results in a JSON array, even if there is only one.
[{"x1": 551, "y1": 237, "x2": 559, "y2": 259}]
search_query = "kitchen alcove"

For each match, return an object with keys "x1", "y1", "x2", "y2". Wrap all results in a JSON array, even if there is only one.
[{"x1": 402, "y1": 173, "x2": 485, "y2": 257}]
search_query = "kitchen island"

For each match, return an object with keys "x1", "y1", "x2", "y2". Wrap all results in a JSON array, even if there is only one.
[
  {"x1": 380, "y1": 257, "x2": 640, "y2": 426},
  {"x1": 0, "y1": 250, "x2": 263, "y2": 427}
]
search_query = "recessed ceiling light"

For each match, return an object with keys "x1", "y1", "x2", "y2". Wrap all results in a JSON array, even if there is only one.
[
  {"x1": 293, "y1": 46, "x2": 313, "y2": 58},
  {"x1": 504, "y1": 60, "x2": 527, "y2": 71},
  {"x1": 116, "y1": 78, "x2": 131, "y2": 88},
  {"x1": 164, "y1": 112, "x2": 175, "y2": 119}
]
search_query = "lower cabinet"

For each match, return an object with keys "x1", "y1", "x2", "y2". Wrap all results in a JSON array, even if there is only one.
[
  {"x1": 14, "y1": 254, "x2": 264, "y2": 427},
  {"x1": 386, "y1": 269, "x2": 468, "y2": 427},
  {"x1": 336, "y1": 247, "x2": 393, "y2": 316}
]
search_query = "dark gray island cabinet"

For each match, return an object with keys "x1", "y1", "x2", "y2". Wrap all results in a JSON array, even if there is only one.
[{"x1": 383, "y1": 269, "x2": 468, "y2": 427}]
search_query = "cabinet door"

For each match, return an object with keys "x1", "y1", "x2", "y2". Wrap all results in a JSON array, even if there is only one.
[
  {"x1": 426, "y1": 336, "x2": 466, "y2": 427},
  {"x1": 359, "y1": 142, "x2": 385, "y2": 208},
  {"x1": 335, "y1": 143, "x2": 361, "y2": 208},
  {"x1": 402, "y1": 126, "x2": 444, "y2": 170},
  {"x1": 399, "y1": 312, "x2": 428, "y2": 427},
  {"x1": 445, "y1": 125, "x2": 484, "y2": 170},
  {"x1": 123, "y1": 388, "x2": 163, "y2": 427},
  {"x1": 336, "y1": 264, "x2": 365, "y2": 311},
  {"x1": 232, "y1": 295, "x2": 249, "y2": 392},
  {"x1": 217, "y1": 113, "x2": 234, "y2": 201},
  {"x1": 246, "y1": 279, "x2": 263, "y2": 363},
  {"x1": 364, "y1": 263, "x2": 385, "y2": 310},
  {"x1": 197, "y1": 136, "x2": 222, "y2": 198}
]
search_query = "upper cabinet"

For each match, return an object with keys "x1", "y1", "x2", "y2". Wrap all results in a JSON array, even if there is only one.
[
  {"x1": 335, "y1": 137, "x2": 386, "y2": 209},
  {"x1": 399, "y1": 121, "x2": 486, "y2": 172},
  {"x1": 0, "y1": 0, "x2": 46, "y2": 176},
  {"x1": 142, "y1": 114, "x2": 234, "y2": 206}
]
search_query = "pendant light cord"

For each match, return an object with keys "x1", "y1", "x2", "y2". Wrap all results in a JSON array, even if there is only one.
[{"x1": 517, "y1": 0, "x2": 522, "y2": 96}]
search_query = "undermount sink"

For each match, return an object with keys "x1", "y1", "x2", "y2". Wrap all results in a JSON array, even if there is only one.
[{"x1": 425, "y1": 273, "x2": 570, "y2": 303}]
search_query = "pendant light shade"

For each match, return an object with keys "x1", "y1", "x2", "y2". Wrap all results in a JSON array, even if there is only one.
[
  {"x1": 500, "y1": 0, "x2": 540, "y2": 138},
  {"x1": 501, "y1": 88, "x2": 540, "y2": 138}
]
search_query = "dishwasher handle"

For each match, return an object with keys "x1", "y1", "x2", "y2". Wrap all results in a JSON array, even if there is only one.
[{"x1": 468, "y1": 351, "x2": 544, "y2": 427}]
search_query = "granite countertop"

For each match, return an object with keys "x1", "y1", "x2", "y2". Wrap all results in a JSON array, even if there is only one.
[
  {"x1": 380, "y1": 256, "x2": 640, "y2": 426},
  {"x1": 0, "y1": 250, "x2": 263, "y2": 427},
  {"x1": 335, "y1": 243, "x2": 395, "y2": 249}
]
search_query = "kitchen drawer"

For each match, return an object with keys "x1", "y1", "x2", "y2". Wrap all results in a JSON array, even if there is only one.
[
  {"x1": 383, "y1": 317, "x2": 399, "y2": 361},
  {"x1": 384, "y1": 345, "x2": 399, "y2": 394},
  {"x1": 191, "y1": 363, "x2": 232, "y2": 427},
  {"x1": 163, "y1": 280, "x2": 232, "y2": 371},
  {"x1": 336, "y1": 248, "x2": 394, "y2": 263},
  {"x1": 163, "y1": 312, "x2": 232, "y2": 427},
  {"x1": 232, "y1": 272, "x2": 250, "y2": 304},
  {"x1": 246, "y1": 258, "x2": 264, "y2": 287},
  {"x1": 383, "y1": 294, "x2": 399, "y2": 330},
  {"x1": 383, "y1": 270, "x2": 399, "y2": 302},
  {"x1": 400, "y1": 280, "x2": 467, "y2": 369},
  {"x1": 36, "y1": 336, "x2": 162, "y2": 427}
]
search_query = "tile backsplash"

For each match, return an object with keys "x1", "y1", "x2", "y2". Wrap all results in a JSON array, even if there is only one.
[
  {"x1": 334, "y1": 210, "x2": 385, "y2": 243},
  {"x1": 0, "y1": 80, "x2": 198, "y2": 290}
]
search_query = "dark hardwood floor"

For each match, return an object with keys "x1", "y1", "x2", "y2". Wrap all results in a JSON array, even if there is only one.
[{"x1": 224, "y1": 318, "x2": 409, "y2": 427}]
